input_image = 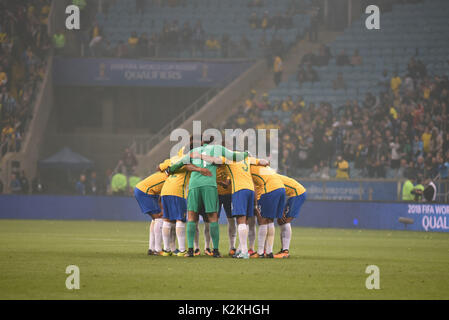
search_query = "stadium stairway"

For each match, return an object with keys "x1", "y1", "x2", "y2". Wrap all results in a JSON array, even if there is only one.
[{"x1": 134, "y1": 30, "x2": 341, "y2": 176}]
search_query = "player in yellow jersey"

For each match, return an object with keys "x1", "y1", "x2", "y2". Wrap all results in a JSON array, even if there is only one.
[
  {"x1": 134, "y1": 159, "x2": 171, "y2": 255},
  {"x1": 160, "y1": 168, "x2": 190, "y2": 257},
  {"x1": 273, "y1": 174, "x2": 307, "y2": 258},
  {"x1": 159, "y1": 152, "x2": 212, "y2": 257},
  {"x1": 216, "y1": 165, "x2": 235, "y2": 256},
  {"x1": 250, "y1": 165, "x2": 286, "y2": 258},
  {"x1": 194, "y1": 153, "x2": 268, "y2": 259}
]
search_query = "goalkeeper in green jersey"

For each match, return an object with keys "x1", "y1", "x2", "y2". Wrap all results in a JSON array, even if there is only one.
[{"x1": 168, "y1": 136, "x2": 247, "y2": 257}]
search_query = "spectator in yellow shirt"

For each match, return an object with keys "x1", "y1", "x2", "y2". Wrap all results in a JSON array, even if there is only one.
[
  {"x1": 0, "y1": 66, "x2": 7, "y2": 87},
  {"x1": 40, "y1": 4, "x2": 50, "y2": 25},
  {"x1": 335, "y1": 156, "x2": 349, "y2": 179},
  {"x1": 236, "y1": 116, "x2": 247, "y2": 126},
  {"x1": 421, "y1": 128, "x2": 431, "y2": 153},
  {"x1": 261, "y1": 12, "x2": 270, "y2": 29},
  {"x1": 390, "y1": 73, "x2": 402, "y2": 94},
  {"x1": 205, "y1": 36, "x2": 221, "y2": 50},
  {"x1": 282, "y1": 96, "x2": 294, "y2": 111},
  {"x1": 273, "y1": 56, "x2": 283, "y2": 87},
  {"x1": 422, "y1": 84, "x2": 431, "y2": 100},
  {"x1": 128, "y1": 31, "x2": 139, "y2": 47},
  {"x1": 390, "y1": 106, "x2": 398, "y2": 120},
  {"x1": 0, "y1": 31, "x2": 7, "y2": 44}
]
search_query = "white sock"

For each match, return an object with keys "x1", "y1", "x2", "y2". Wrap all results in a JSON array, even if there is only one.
[
  {"x1": 257, "y1": 224, "x2": 268, "y2": 255},
  {"x1": 194, "y1": 222, "x2": 200, "y2": 250},
  {"x1": 204, "y1": 222, "x2": 211, "y2": 250},
  {"x1": 176, "y1": 221, "x2": 186, "y2": 252},
  {"x1": 162, "y1": 221, "x2": 173, "y2": 251},
  {"x1": 280, "y1": 223, "x2": 292, "y2": 251},
  {"x1": 248, "y1": 217, "x2": 256, "y2": 251},
  {"x1": 237, "y1": 224, "x2": 249, "y2": 254},
  {"x1": 153, "y1": 218, "x2": 163, "y2": 252},
  {"x1": 170, "y1": 223, "x2": 176, "y2": 252},
  {"x1": 227, "y1": 218, "x2": 237, "y2": 250},
  {"x1": 266, "y1": 222, "x2": 275, "y2": 254},
  {"x1": 149, "y1": 220, "x2": 155, "y2": 250}
]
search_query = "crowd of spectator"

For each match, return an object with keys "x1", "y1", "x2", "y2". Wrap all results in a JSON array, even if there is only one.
[
  {"x1": 4, "y1": 170, "x2": 45, "y2": 195},
  {"x1": 248, "y1": 10, "x2": 294, "y2": 30},
  {"x1": 73, "y1": 147, "x2": 140, "y2": 197},
  {"x1": 0, "y1": 0, "x2": 51, "y2": 159},
  {"x1": 224, "y1": 57, "x2": 449, "y2": 183},
  {"x1": 294, "y1": 45, "x2": 369, "y2": 89},
  {"x1": 56, "y1": 0, "x2": 304, "y2": 59},
  {"x1": 83, "y1": 20, "x2": 290, "y2": 60}
]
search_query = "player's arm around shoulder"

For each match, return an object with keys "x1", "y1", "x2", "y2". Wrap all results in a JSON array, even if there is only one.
[
  {"x1": 191, "y1": 151, "x2": 225, "y2": 165},
  {"x1": 249, "y1": 156, "x2": 270, "y2": 166},
  {"x1": 217, "y1": 145, "x2": 248, "y2": 162},
  {"x1": 168, "y1": 154, "x2": 192, "y2": 174}
]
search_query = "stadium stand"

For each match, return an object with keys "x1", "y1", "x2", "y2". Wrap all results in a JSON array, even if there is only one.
[
  {"x1": 0, "y1": 0, "x2": 51, "y2": 161},
  {"x1": 224, "y1": 0, "x2": 449, "y2": 180},
  {"x1": 87, "y1": 0, "x2": 313, "y2": 58}
]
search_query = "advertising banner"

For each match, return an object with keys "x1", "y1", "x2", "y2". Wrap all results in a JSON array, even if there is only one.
[
  {"x1": 301, "y1": 180, "x2": 398, "y2": 201},
  {"x1": 53, "y1": 57, "x2": 252, "y2": 87},
  {"x1": 1, "y1": 195, "x2": 447, "y2": 232}
]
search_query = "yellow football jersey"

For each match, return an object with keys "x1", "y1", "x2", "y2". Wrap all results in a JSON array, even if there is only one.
[
  {"x1": 161, "y1": 169, "x2": 190, "y2": 198},
  {"x1": 216, "y1": 166, "x2": 232, "y2": 195},
  {"x1": 251, "y1": 165, "x2": 284, "y2": 200},
  {"x1": 158, "y1": 158, "x2": 171, "y2": 172},
  {"x1": 223, "y1": 156, "x2": 264, "y2": 193},
  {"x1": 135, "y1": 148, "x2": 185, "y2": 195},
  {"x1": 135, "y1": 170, "x2": 168, "y2": 195},
  {"x1": 276, "y1": 174, "x2": 306, "y2": 197}
]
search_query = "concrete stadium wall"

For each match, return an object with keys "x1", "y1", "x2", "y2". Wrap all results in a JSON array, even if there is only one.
[
  {"x1": 1, "y1": 195, "x2": 448, "y2": 233},
  {"x1": 1, "y1": 56, "x2": 54, "y2": 191}
]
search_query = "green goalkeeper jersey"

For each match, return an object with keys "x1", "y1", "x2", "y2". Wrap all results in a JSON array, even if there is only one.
[{"x1": 169, "y1": 144, "x2": 246, "y2": 190}]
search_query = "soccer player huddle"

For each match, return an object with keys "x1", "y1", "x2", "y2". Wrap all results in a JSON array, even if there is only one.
[{"x1": 134, "y1": 136, "x2": 307, "y2": 259}]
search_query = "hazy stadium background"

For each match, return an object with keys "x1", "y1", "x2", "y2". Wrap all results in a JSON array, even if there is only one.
[
  {"x1": 1, "y1": 0, "x2": 448, "y2": 202},
  {"x1": 0, "y1": 0, "x2": 449, "y2": 300}
]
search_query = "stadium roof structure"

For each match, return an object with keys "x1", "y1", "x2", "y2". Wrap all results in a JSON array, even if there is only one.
[{"x1": 38, "y1": 147, "x2": 93, "y2": 169}]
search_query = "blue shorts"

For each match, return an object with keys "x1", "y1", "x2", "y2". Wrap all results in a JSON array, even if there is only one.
[
  {"x1": 162, "y1": 195, "x2": 187, "y2": 222},
  {"x1": 284, "y1": 192, "x2": 307, "y2": 218},
  {"x1": 258, "y1": 188, "x2": 286, "y2": 219},
  {"x1": 231, "y1": 189, "x2": 255, "y2": 217},
  {"x1": 219, "y1": 194, "x2": 232, "y2": 218},
  {"x1": 134, "y1": 188, "x2": 161, "y2": 215}
]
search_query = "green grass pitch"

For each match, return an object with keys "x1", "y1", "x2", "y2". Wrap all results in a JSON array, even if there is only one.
[{"x1": 0, "y1": 219, "x2": 448, "y2": 299}]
